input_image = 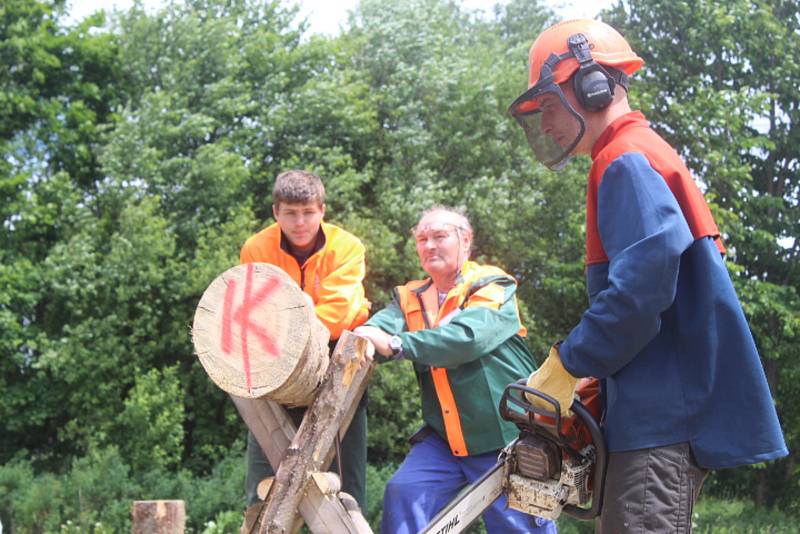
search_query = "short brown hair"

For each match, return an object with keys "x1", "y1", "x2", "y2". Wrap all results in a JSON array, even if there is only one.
[{"x1": 272, "y1": 170, "x2": 325, "y2": 207}]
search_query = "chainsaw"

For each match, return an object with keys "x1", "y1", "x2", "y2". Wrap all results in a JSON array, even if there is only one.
[{"x1": 420, "y1": 379, "x2": 607, "y2": 534}]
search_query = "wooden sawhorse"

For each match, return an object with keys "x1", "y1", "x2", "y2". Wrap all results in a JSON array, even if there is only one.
[{"x1": 232, "y1": 332, "x2": 374, "y2": 534}]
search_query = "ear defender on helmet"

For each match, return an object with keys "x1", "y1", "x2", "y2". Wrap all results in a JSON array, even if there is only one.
[{"x1": 568, "y1": 33, "x2": 615, "y2": 112}]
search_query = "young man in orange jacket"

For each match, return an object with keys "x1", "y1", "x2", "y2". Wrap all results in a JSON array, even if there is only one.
[{"x1": 240, "y1": 170, "x2": 370, "y2": 514}]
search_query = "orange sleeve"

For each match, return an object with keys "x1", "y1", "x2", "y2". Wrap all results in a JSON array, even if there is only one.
[
  {"x1": 240, "y1": 241, "x2": 255, "y2": 264},
  {"x1": 314, "y1": 239, "x2": 369, "y2": 339}
]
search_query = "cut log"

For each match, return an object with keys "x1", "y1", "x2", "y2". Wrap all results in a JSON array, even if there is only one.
[
  {"x1": 192, "y1": 263, "x2": 329, "y2": 405},
  {"x1": 131, "y1": 500, "x2": 185, "y2": 534}
]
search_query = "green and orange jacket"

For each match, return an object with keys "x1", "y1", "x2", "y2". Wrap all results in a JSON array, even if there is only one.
[
  {"x1": 365, "y1": 261, "x2": 536, "y2": 456},
  {"x1": 240, "y1": 221, "x2": 370, "y2": 339}
]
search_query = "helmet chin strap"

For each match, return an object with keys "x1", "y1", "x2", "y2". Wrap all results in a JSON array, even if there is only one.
[
  {"x1": 560, "y1": 93, "x2": 587, "y2": 168},
  {"x1": 551, "y1": 154, "x2": 574, "y2": 171}
]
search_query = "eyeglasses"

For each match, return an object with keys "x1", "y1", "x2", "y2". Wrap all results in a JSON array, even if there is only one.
[{"x1": 411, "y1": 223, "x2": 468, "y2": 245}]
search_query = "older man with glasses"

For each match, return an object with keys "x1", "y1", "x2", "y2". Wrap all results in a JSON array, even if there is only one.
[{"x1": 355, "y1": 206, "x2": 555, "y2": 534}]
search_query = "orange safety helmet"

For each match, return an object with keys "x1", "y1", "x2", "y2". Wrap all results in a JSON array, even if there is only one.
[{"x1": 508, "y1": 19, "x2": 644, "y2": 169}]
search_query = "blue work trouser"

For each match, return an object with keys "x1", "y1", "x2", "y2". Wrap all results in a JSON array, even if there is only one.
[{"x1": 381, "y1": 430, "x2": 557, "y2": 534}]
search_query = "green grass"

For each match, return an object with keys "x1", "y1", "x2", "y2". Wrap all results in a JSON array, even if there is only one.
[
  {"x1": 692, "y1": 498, "x2": 798, "y2": 533},
  {"x1": 3, "y1": 454, "x2": 796, "y2": 533}
]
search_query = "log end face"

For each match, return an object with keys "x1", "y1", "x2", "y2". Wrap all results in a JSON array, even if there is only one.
[{"x1": 191, "y1": 263, "x2": 329, "y2": 402}]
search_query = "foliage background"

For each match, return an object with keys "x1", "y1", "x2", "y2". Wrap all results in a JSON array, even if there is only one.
[{"x1": 0, "y1": 0, "x2": 797, "y2": 531}]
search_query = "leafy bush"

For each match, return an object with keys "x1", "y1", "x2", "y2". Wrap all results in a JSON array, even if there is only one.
[
  {"x1": 364, "y1": 462, "x2": 397, "y2": 529},
  {"x1": 180, "y1": 453, "x2": 246, "y2": 531},
  {"x1": 0, "y1": 446, "x2": 138, "y2": 533},
  {"x1": 114, "y1": 365, "x2": 186, "y2": 473},
  {"x1": 366, "y1": 362, "x2": 423, "y2": 464},
  {"x1": 693, "y1": 497, "x2": 798, "y2": 533},
  {"x1": 0, "y1": 447, "x2": 245, "y2": 533},
  {"x1": 0, "y1": 459, "x2": 34, "y2": 532},
  {"x1": 555, "y1": 514, "x2": 596, "y2": 534},
  {"x1": 199, "y1": 510, "x2": 243, "y2": 534}
]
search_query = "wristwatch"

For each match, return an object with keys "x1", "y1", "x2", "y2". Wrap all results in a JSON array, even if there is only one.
[{"x1": 389, "y1": 335, "x2": 403, "y2": 356}]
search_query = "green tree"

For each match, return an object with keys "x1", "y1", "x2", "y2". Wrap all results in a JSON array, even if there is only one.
[{"x1": 0, "y1": 0, "x2": 125, "y2": 466}]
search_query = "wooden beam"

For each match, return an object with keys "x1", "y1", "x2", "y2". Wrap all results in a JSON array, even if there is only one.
[
  {"x1": 230, "y1": 344, "x2": 374, "y2": 534},
  {"x1": 230, "y1": 396, "x2": 295, "y2": 469},
  {"x1": 258, "y1": 331, "x2": 374, "y2": 533}
]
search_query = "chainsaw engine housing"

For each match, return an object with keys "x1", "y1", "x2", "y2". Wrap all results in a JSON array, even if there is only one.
[
  {"x1": 504, "y1": 439, "x2": 595, "y2": 520},
  {"x1": 420, "y1": 382, "x2": 607, "y2": 534},
  {"x1": 513, "y1": 434, "x2": 561, "y2": 480}
]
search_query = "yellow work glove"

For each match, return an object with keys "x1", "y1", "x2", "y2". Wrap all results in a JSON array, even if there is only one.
[{"x1": 525, "y1": 344, "x2": 579, "y2": 416}]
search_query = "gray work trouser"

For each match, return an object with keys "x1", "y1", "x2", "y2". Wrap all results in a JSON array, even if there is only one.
[{"x1": 597, "y1": 442, "x2": 709, "y2": 534}]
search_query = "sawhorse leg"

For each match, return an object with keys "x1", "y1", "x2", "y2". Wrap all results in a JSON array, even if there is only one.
[{"x1": 232, "y1": 331, "x2": 374, "y2": 534}]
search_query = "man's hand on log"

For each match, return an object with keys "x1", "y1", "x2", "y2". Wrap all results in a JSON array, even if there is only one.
[
  {"x1": 353, "y1": 326, "x2": 393, "y2": 357},
  {"x1": 361, "y1": 334, "x2": 375, "y2": 365}
]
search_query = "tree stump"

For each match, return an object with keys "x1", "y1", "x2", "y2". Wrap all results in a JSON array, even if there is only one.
[
  {"x1": 131, "y1": 500, "x2": 185, "y2": 534},
  {"x1": 191, "y1": 263, "x2": 330, "y2": 406}
]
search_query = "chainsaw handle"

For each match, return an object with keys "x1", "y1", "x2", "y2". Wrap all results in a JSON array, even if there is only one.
[
  {"x1": 499, "y1": 379, "x2": 563, "y2": 430},
  {"x1": 562, "y1": 400, "x2": 607, "y2": 521}
]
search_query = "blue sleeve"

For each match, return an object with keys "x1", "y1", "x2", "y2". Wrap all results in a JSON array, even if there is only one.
[{"x1": 560, "y1": 153, "x2": 694, "y2": 378}]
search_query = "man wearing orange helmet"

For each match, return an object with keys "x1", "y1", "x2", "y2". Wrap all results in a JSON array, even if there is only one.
[{"x1": 509, "y1": 19, "x2": 787, "y2": 532}]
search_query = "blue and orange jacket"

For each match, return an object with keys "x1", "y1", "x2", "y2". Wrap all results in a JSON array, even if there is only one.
[
  {"x1": 365, "y1": 261, "x2": 535, "y2": 456},
  {"x1": 240, "y1": 221, "x2": 370, "y2": 339},
  {"x1": 559, "y1": 111, "x2": 787, "y2": 468}
]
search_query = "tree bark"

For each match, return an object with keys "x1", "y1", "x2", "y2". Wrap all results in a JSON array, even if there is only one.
[{"x1": 131, "y1": 500, "x2": 185, "y2": 534}]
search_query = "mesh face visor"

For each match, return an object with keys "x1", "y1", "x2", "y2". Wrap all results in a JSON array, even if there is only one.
[
  {"x1": 508, "y1": 52, "x2": 586, "y2": 170},
  {"x1": 509, "y1": 88, "x2": 585, "y2": 170}
]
